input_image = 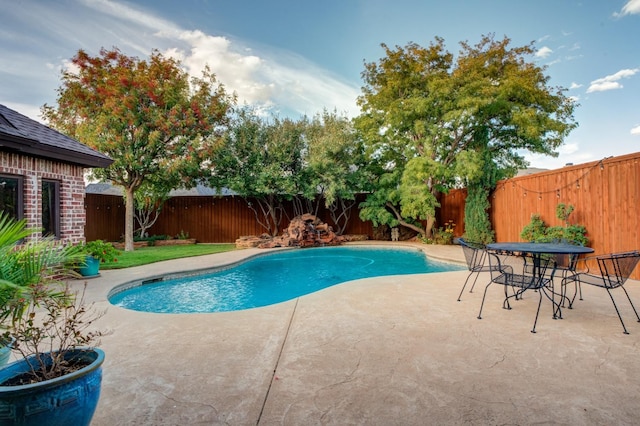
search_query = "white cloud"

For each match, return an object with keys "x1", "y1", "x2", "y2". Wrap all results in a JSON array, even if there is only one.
[
  {"x1": 569, "y1": 82, "x2": 582, "y2": 90},
  {"x1": 536, "y1": 46, "x2": 553, "y2": 58},
  {"x1": 631, "y1": 125, "x2": 640, "y2": 135},
  {"x1": 79, "y1": 0, "x2": 181, "y2": 35},
  {"x1": 85, "y1": 1, "x2": 360, "y2": 117},
  {"x1": 171, "y1": 30, "x2": 272, "y2": 105},
  {"x1": 587, "y1": 68, "x2": 640, "y2": 93},
  {"x1": 614, "y1": 0, "x2": 640, "y2": 17},
  {"x1": 558, "y1": 143, "x2": 579, "y2": 155},
  {"x1": 588, "y1": 81, "x2": 623, "y2": 92},
  {"x1": 3, "y1": 0, "x2": 359, "y2": 119},
  {"x1": 161, "y1": 29, "x2": 359, "y2": 117}
]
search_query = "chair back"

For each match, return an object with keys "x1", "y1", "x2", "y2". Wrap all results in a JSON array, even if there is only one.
[
  {"x1": 459, "y1": 238, "x2": 486, "y2": 272},
  {"x1": 597, "y1": 251, "x2": 640, "y2": 287}
]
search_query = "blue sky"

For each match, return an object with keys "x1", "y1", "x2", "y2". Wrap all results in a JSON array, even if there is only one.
[{"x1": 1, "y1": 0, "x2": 639, "y2": 169}]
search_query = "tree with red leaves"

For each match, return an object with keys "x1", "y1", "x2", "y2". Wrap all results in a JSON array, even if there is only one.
[{"x1": 43, "y1": 48, "x2": 235, "y2": 251}]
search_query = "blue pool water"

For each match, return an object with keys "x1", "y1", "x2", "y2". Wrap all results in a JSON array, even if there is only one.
[{"x1": 108, "y1": 246, "x2": 462, "y2": 313}]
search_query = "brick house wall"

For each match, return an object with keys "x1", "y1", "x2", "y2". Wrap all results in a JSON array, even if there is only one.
[{"x1": 0, "y1": 151, "x2": 86, "y2": 244}]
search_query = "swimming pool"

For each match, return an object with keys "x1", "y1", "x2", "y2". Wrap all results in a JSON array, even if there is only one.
[{"x1": 108, "y1": 246, "x2": 463, "y2": 313}]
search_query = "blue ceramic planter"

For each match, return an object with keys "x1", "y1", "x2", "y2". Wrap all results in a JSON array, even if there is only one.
[
  {"x1": 0, "y1": 348, "x2": 105, "y2": 426},
  {"x1": 79, "y1": 255, "x2": 101, "y2": 277}
]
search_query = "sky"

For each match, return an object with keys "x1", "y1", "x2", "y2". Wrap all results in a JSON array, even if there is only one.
[{"x1": 1, "y1": 0, "x2": 639, "y2": 170}]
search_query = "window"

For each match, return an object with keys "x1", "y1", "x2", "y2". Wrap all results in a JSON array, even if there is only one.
[
  {"x1": 42, "y1": 179, "x2": 60, "y2": 238},
  {"x1": 0, "y1": 175, "x2": 24, "y2": 220}
]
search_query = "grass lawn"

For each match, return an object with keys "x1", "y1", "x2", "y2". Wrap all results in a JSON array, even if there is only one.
[{"x1": 101, "y1": 243, "x2": 237, "y2": 269}]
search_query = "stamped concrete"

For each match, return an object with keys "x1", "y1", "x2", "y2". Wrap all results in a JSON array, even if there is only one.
[{"x1": 71, "y1": 243, "x2": 640, "y2": 425}]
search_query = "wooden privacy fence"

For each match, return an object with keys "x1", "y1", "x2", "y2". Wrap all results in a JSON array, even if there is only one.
[
  {"x1": 489, "y1": 152, "x2": 639, "y2": 258},
  {"x1": 85, "y1": 151, "x2": 640, "y2": 278},
  {"x1": 436, "y1": 152, "x2": 639, "y2": 279},
  {"x1": 85, "y1": 194, "x2": 374, "y2": 243}
]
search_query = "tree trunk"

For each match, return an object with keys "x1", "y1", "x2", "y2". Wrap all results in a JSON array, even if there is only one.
[
  {"x1": 124, "y1": 186, "x2": 135, "y2": 252},
  {"x1": 425, "y1": 216, "x2": 436, "y2": 239},
  {"x1": 386, "y1": 201, "x2": 427, "y2": 237}
]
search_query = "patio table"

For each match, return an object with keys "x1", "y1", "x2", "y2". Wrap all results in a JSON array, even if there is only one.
[{"x1": 486, "y1": 242, "x2": 594, "y2": 318}]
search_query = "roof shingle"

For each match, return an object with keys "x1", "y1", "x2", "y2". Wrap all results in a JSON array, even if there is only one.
[{"x1": 0, "y1": 104, "x2": 113, "y2": 168}]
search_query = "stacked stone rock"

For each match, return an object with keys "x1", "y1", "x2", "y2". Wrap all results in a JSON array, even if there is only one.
[{"x1": 235, "y1": 214, "x2": 345, "y2": 248}]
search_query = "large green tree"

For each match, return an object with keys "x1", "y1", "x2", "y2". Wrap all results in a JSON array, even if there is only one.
[
  {"x1": 355, "y1": 35, "x2": 577, "y2": 238},
  {"x1": 43, "y1": 48, "x2": 234, "y2": 251},
  {"x1": 207, "y1": 109, "x2": 306, "y2": 236},
  {"x1": 300, "y1": 110, "x2": 370, "y2": 233}
]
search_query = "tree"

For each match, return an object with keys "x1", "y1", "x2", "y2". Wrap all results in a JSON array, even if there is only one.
[
  {"x1": 42, "y1": 48, "x2": 234, "y2": 251},
  {"x1": 133, "y1": 179, "x2": 172, "y2": 239},
  {"x1": 208, "y1": 109, "x2": 306, "y2": 236},
  {"x1": 462, "y1": 152, "x2": 498, "y2": 243},
  {"x1": 355, "y1": 35, "x2": 577, "y2": 238},
  {"x1": 301, "y1": 110, "x2": 370, "y2": 234}
]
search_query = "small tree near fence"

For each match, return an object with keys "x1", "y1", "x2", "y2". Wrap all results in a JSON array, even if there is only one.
[{"x1": 520, "y1": 203, "x2": 588, "y2": 246}]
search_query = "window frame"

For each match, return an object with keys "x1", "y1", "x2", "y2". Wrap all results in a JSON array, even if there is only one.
[
  {"x1": 0, "y1": 174, "x2": 24, "y2": 221},
  {"x1": 42, "y1": 179, "x2": 61, "y2": 238}
]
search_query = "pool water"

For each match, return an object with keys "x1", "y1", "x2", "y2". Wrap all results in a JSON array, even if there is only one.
[{"x1": 108, "y1": 246, "x2": 462, "y2": 313}]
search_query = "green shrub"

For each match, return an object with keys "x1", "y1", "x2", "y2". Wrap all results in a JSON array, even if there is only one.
[
  {"x1": 520, "y1": 204, "x2": 588, "y2": 246},
  {"x1": 81, "y1": 240, "x2": 120, "y2": 263},
  {"x1": 423, "y1": 220, "x2": 456, "y2": 245},
  {"x1": 520, "y1": 214, "x2": 547, "y2": 242}
]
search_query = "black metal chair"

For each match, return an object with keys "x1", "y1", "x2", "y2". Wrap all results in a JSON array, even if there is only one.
[
  {"x1": 457, "y1": 238, "x2": 501, "y2": 301},
  {"x1": 477, "y1": 250, "x2": 556, "y2": 333},
  {"x1": 561, "y1": 251, "x2": 640, "y2": 334}
]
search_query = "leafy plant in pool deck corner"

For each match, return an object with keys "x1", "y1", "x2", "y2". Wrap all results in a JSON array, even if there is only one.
[
  {"x1": 0, "y1": 212, "x2": 106, "y2": 385},
  {"x1": 0, "y1": 212, "x2": 83, "y2": 326},
  {"x1": 81, "y1": 239, "x2": 120, "y2": 263},
  {"x1": 5, "y1": 283, "x2": 107, "y2": 385}
]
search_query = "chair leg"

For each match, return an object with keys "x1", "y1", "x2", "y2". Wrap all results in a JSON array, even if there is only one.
[
  {"x1": 558, "y1": 272, "x2": 573, "y2": 309},
  {"x1": 566, "y1": 279, "x2": 580, "y2": 307},
  {"x1": 552, "y1": 282, "x2": 563, "y2": 320},
  {"x1": 578, "y1": 282, "x2": 583, "y2": 301},
  {"x1": 620, "y1": 286, "x2": 640, "y2": 322},
  {"x1": 468, "y1": 271, "x2": 481, "y2": 293},
  {"x1": 531, "y1": 290, "x2": 543, "y2": 334},
  {"x1": 457, "y1": 272, "x2": 475, "y2": 301},
  {"x1": 477, "y1": 282, "x2": 492, "y2": 320},
  {"x1": 605, "y1": 288, "x2": 629, "y2": 334}
]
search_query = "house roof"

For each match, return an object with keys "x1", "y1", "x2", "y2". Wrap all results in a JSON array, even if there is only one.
[
  {"x1": 86, "y1": 182, "x2": 236, "y2": 196},
  {"x1": 0, "y1": 104, "x2": 113, "y2": 168},
  {"x1": 516, "y1": 167, "x2": 548, "y2": 177}
]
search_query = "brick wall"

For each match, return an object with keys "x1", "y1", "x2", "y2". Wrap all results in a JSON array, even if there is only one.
[{"x1": 0, "y1": 151, "x2": 86, "y2": 244}]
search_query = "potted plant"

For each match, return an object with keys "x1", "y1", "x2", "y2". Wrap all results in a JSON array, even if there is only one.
[
  {"x1": 78, "y1": 239, "x2": 119, "y2": 277},
  {"x1": 0, "y1": 212, "x2": 33, "y2": 367},
  {"x1": 0, "y1": 213, "x2": 107, "y2": 426}
]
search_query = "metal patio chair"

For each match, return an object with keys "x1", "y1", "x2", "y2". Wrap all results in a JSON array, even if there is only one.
[
  {"x1": 561, "y1": 251, "x2": 640, "y2": 334},
  {"x1": 477, "y1": 250, "x2": 556, "y2": 333},
  {"x1": 456, "y1": 238, "x2": 501, "y2": 301}
]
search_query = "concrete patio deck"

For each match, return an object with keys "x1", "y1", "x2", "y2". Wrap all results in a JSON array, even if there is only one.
[{"x1": 73, "y1": 243, "x2": 640, "y2": 425}]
